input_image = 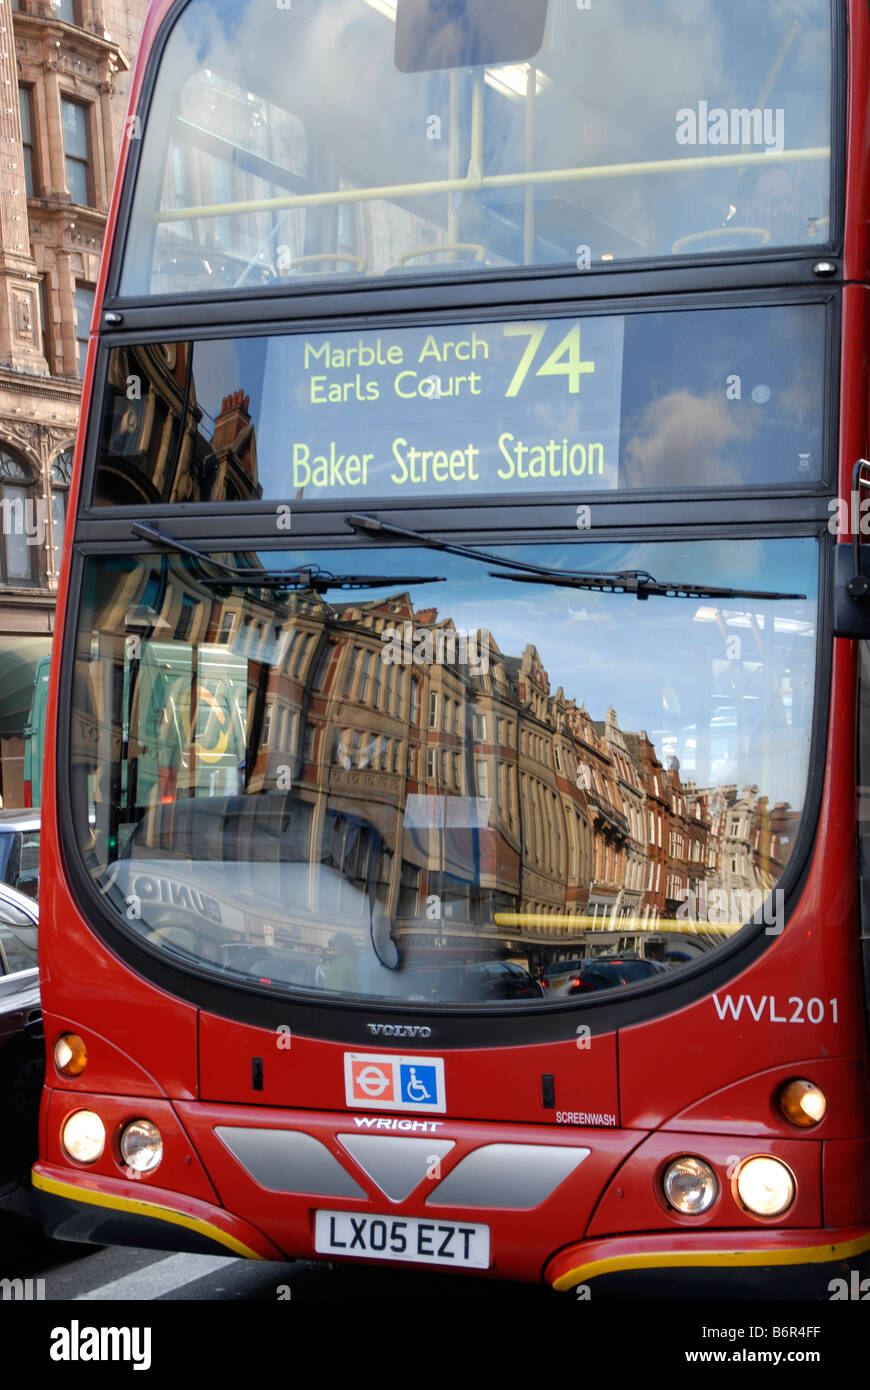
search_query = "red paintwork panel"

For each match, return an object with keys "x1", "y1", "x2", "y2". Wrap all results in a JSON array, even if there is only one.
[
  {"x1": 37, "y1": 840, "x2": 199, "y2": 1102},
  {"x1": 663, "y1": 1055, "x2": 870, "y2": 1142},
  {"x1": 198, "y1": 1012, "x2": 619, "y2": 1125},
  {"x1": 845, "y1": 0, "x2": 870, "y2": 284},
  {"x1": 586, "y1": 1131, "x2": 821, "y2": 1238},
  {"x1": 42, "y1": 1089, "x2": 219, "y2": 1205},
  {"x1": 822, "y1": 1139, "x2": 870, "y2": 1227},
  {"x1": 176, "y1": 1101, "x2": 640, "y2": 1279},
  {"x1": 40, "y1": 1008, "x2": 165, "y2": 1098}
]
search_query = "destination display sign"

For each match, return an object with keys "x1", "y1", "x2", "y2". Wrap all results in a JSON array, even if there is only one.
[
  {"x1": 94, "y1": 302, "x2": 827, "y2": 508},
  {"x1": 258, "y1": 315, "x2": 626, "y2": 501}
]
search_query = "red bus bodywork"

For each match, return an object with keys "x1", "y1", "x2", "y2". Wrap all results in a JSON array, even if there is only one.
[{"x1": 31, "y1": 0, "x2": 870, "y2": 1293}]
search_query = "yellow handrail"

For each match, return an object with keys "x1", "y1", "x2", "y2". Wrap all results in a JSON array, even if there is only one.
[
  {"x1": 153, "y1": 145, "x2": 830, "y2": 224},
  {"x1": 493, "y1": 912, "x2": 744, "y2": 935}
]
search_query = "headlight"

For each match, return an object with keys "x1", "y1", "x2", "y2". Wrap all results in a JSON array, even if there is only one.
[
  {"x1": 662, "y1": 1156, "x2": 718, "y2": 1215},
  {"x1": 736, "y1": 1156, "x2": 796, "y2": 1216},
  {"x1": 119, "y1": 1119, "x2": 163, "y2": 1174},
  {"x1": 778, "y1": 1079, "x2": 826, "y2": 1128},
  {"x1": 61, "y1": 1109, "x2": 105, "y2": 1164},
  {"x1": 54, "y1": 1032, "x2": 87, "y2": 1077}
]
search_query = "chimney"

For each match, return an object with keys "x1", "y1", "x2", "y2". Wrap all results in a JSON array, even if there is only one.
[{"x1": 212, "y1": 388, "x2": 251, "y2": 450}]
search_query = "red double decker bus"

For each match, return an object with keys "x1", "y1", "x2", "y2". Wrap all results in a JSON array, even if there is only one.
[{"x1": 32, "y1": 0, "x2": 870, "y2": 1296}]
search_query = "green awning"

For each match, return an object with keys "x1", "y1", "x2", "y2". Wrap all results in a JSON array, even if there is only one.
[{"x1": 0, "y1": 637, "x2": 52, "y2": 738}]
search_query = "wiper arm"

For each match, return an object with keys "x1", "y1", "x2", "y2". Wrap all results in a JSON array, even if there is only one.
[
  {"x1": 204, "y1": 568, "x2": 445, "y2": 594},
  {"x1": 131, "y1": 523, "x2": 240, "y2": 576},
  {"x1": 345, "y1": 514, "x2": 804, "y2": 602},
  {"x1": 346, "y1": 513, "x2": 572, "y2": 576},
  {"x1": 130, "y1": 524, "x2": 444, "y2": 592},
  {"x1": 488, "y1": 569, "x2": 806, "y2": 602}
]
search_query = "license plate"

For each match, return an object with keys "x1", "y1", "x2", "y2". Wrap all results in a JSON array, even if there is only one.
[{"x1": 314, "y1": 1210, "x2": 490, "y2": 1269}]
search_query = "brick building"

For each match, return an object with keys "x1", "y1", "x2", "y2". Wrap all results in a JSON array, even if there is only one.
[{"x1": 0, "y1": 0, "x2": 147, "y2": 803}]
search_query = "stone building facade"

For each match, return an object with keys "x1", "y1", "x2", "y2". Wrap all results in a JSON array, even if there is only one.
[{"x1": 0, "y1": 0, "x2": 146, "y2": 802}]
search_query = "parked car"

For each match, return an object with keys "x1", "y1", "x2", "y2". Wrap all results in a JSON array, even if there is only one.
[
  {"x1": 540, "y1": 959, "x2": 590, "y2": 996},
  {"x1": 0, "y1": 881, "x2": 42, "y2": 1198},
  {"x1": 0, "y1": 808, "x2": 40, "y2": 901},
  {"x1": 568, "y1": 957, "x2": 669, "y2": 993}
]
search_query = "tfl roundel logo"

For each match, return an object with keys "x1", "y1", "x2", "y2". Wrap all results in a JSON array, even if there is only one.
[{"x1": 344, "y1": 1053, "x2": 446, "y2": 1113}]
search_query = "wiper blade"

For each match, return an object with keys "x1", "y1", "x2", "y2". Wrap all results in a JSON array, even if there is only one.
[
  {"x1": 204, "y1": 568, "x2": 445, "y2": 594},
  {"x1": 345, "y1": 514, "x2": 804, "y2": 602},
  {"x1": 488, "y1": 569, "x2": 806, "y2": 602},
  {"x1": 130, "y1": 524, "x2": 443, "y2": 592}
]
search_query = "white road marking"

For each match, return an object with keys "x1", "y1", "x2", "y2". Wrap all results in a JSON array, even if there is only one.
[{"x1": 75, "y1": 1252, "x2": 238, "y2": 1301}]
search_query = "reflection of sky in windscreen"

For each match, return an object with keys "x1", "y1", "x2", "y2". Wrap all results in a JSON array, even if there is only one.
[
  {"x1": 128, "y1": 0, "x2": 832, "y2": 291},
  {"x1": 251, "y1": 536, "x2": 817, "y2": 808}
]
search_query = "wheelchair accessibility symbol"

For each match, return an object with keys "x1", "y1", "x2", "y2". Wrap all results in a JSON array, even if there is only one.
[{"x1": 399, "y1": 1063, "x2": 438, "y2": 1106}]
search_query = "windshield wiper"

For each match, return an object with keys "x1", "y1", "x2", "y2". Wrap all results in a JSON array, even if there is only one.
[
  {"x1": 488, "y1": 569, "x2": 806, "y2": 602},
  {"x1": 346, "y1": 514, "x2": 805, "y2": 603},
  {"x1": 131, "y1": 522, "x2": 240, "y2": 575},
  {"x1": 204, "y1": 567, "x2": 445, "y2": 594},
  {"x1": 131, "y1": 523, "x2": 444, "y2": 593}
]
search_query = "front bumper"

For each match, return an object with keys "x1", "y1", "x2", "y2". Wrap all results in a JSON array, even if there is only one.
[
  {"x1": 34, "y1": 1161, "x2": 870, "y2": 1297},
  {"x1": 545, "y1": 1228, "x2": 870, "y2": 1299}
]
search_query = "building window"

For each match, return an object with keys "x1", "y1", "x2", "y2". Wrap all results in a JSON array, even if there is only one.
[
  {"x1": 426, "y1": 748, "x2": 436, "y2": 780},
  {"x1": 473, "y1": 714, "x2": 487, "y2": 740},
  {"x1": 62, "y1": 99, "x2": 91, "y2": 206},
  {"x1": 311, "y1": 641, "x2": 333, "y2": 690},
  {"x1": 428, "y1": 691, "x2": 438, "y2": 728},
  {"x1": 216, "y1": 611, "x2": 235, "y2": 645},
  {"x1": 0, "y1": 449, "x2": 38, "y2": 583},
  {"x1": 18, "y1": 88, "x2": 35, "y2": 197},
  {"x1": 174, "y1": 595, "x2": 196, "y2": 641},
  {"x1": 52, "y1": 0, "x2": 78, "y2": 22},
  {"x1": 49, "y1": 445, "x2": 73, "y2": 574},
  {"x1": 342, "y1": 645, "x2": 359, "y2": 697},
  {"x1": 302, "y1": 720, "x2": 315, "y2": 761},
  {"x1": 74, "y1": 283, "x2": 94, "y2": 377}
]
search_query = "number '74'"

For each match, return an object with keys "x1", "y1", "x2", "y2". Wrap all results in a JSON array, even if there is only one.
[{"x1": 503, "y1": 322, "x2": 596, "y2": 397}]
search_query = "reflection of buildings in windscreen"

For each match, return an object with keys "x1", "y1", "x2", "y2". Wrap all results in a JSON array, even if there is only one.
[{"x1": 98, "y1": 344, "x2": 263, "y2": 508}]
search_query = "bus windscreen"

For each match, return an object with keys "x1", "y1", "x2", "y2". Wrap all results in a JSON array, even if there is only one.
[
  {"x1": 68, "y1": 536, "x2": 818, "y2": 1007},
  {"x1": 117, "y1": 0, "x2": 834, "y2": 296}
]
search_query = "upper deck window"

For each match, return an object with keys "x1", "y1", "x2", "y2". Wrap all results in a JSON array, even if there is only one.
[{"x1": 118, "y1": 0, "x2": 834, "y2": 298}]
